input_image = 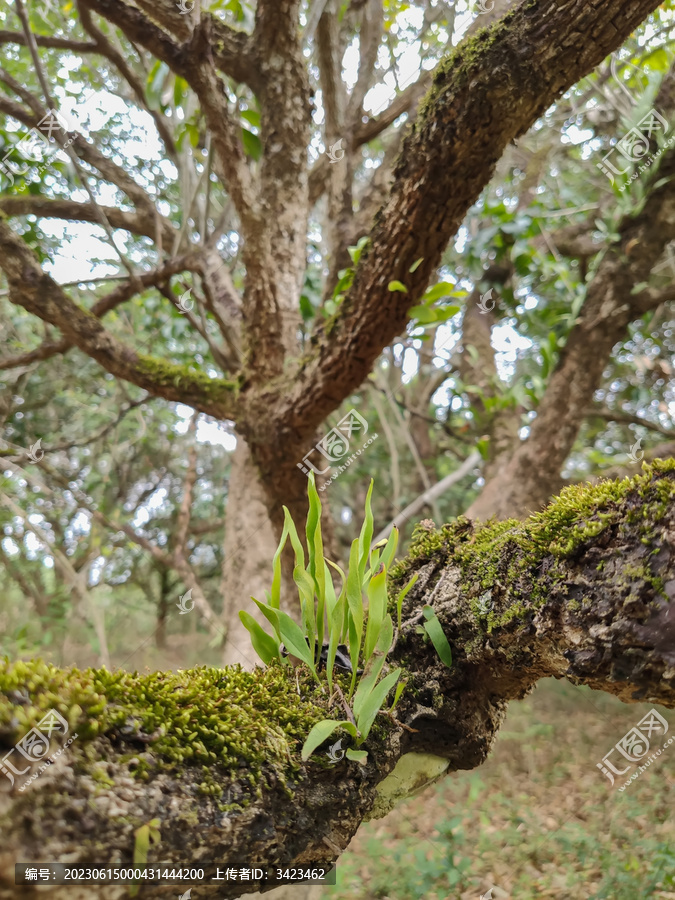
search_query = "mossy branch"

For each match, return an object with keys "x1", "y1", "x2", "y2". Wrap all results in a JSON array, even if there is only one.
[{"x1": 1, "y1": 462, "x2": 674, "y2": 898}]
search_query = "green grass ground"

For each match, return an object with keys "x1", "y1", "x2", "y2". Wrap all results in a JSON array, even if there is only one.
[{"x1": 320, "y1": 678, "x2": 675, "y2": 900}]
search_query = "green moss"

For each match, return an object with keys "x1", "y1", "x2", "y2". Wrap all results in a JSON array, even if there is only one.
[
  {"x1": 417, "y1": 18, "x2": 507, "y2": 121},
  {"x1": 0, "y1": 659, "x2": 328, "y2": 786},
  {"x1": 135, "y1": 354, "x2": 238, "y2": 397},
  {"x1": 391, "y1": 460, "x2": 675, "y2": 630}
]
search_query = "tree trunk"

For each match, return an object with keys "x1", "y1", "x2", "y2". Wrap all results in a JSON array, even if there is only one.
[
  {"x1": 221, "y1": 437, "x2": 284, "y2": 668},
  {"x1": 2, "y1": 461, "x2": 673, "y2": 898},
  {"x1": 155, "y1": 569, "x2": 170, "y2": 652}
]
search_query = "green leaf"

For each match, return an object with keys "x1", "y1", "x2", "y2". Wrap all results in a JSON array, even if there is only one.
[
  {"x1": 306, "y1": 472, "x2": 325, "y2": 655},
  {"x1": 146, "y1": 60, "x2": 169, "y2": 108},
  {"x1": 238, "y1": 611, "x2": 280, "y2": 664},
  {"x1": 377, "y1": 527, "x2": 399, "y2": 572},
  {"x1": 241, "y1": 128, "x2": 262, "y2": 160},
  {"x1": 252, "y1": 597, "x2": 282, "y2": 642},
  {"x1": 323, "y1": 558, "x2": 338, "y2": 620},
  {"x1": 347, "y1": 236, "x2": 369, "y2": 265},
  {"x1": 356, "y1": 669, "x2": 401, "y2": 742},
  {"x1": 358, "y1": 480, "x2": 374, "y2": 584},
  {"x1": 420, "y1": 281, "x2": 456, "y2": 304},
  {"x1": 293, "y1": 564, "x2": 316, "y2": 651},
  {"x1": 301, "y1": 719, "x2": 357, "y2": 761},
  {"x1": 353, "y1": 614, "x2": 393, "y2": 720},
  {"x1": 133, "y1": 824, "x2": 150, "y2": 867},
  {"x1": 364, "y1": 565, "x2": 388, "y2": 665},
  {"x1": 408, "y1": 257, "x2": 424, "y2": 273},
  {"x1": 345, "y1": 748, "x2": 368, "y2": 764},
  {"x1": 387, "y1": 280, "x2": 408, "y2": 293},
  {"x1": 278, "y1": 609, "x2": 316, "y2": 674},
  {"x1": 270, "y1": 518, "x2": 290, "y2": 609},
  {"x1": 408, "y1": 304, "x2": 438, "y2": 324},
  {"x1": 390, "y1": 679, "x2": 406, "y2": 712},
  {"x1": 422, "y1": 606, "x2": 453, "y2": 668},
  {"x1": 346, "y1": 539, "x2": 364, "y2": 693},
  {"x1": 326, "y1": 590, "x2": 346, "y2": 692},
  {"x1": 396, "y1": 573, "x2": 418, "y2": 630},
  {"x1": 173, "y1": 76, "x2": 188, "y2": 108},
  {"x1": 283, "y1": 506, "x2": 306, "y2": 569},
  {"x1": 241, "y1": 108, "x2": 261, "y2": 128}
]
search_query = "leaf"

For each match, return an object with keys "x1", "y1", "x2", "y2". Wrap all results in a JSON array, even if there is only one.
[
  {"x1": 346, "y1": 539, "x2": 364, "y2": 691},
  {"x1": 241, "y1": 128, "x2": 262, "y2": 160},
  {"x1": 377, "y1": 527, "x2": 399, "y2": 572},
  {"x1": 131, "y1": 819, "x2": 160, "y2": 896},
  {"x1": 408, "y1": 257, "x2": 424, "y2": 273},
  {"x1": 306, "y1": 472, "x2": 325, "y2": 654},
  {"x1": 408, "y1": 304, "x2": 438, "y2": 324},
  {"x1": 241, "y1": 108, "x2": 261, "y2": 128},
  {"x1": 353, "y1": 614, "x2": 393, "y2": 720},
  {"x1": 355, "y1": 669, "x2": 401, "y2": 742},
  {"x1": 301, "y1": 719, "x2": 357, "y2": 761},
  {"x1": 279, "y1": 606, "x2": 316, "y2": 673},
  {"x1": 390, "y1": 679, "x2": 406, "y2": 711},
  {"x1": 345, "y1": 748, "x2": 368, "y2": 764},
  {"x1": 358, "y1": 481, "x2": 374, "y2": 584},
  {"x1": 326, "y1": 590, "x2": 346, "y2": 692},
  {"x1": 133, "y1": 824, "x2": 150, "y2": 867},
  {"x1": 347, "y1": 235, "x2": 369, "y2": 265},
  {"x1": 323, "y1": 558, "x2": 338, "y2": 620},
  {"x1": 422, "y1": 606, "x2": 453, "y2": 668},
  {"x1": 283, "y1": 506, "x2": 306, "y2": 568},
  {"x1": 396, "y1": 573, "x2": 418, "y2": 630},
  {"x1": 387, "y1": 280, "x2": 408, "y2": 293},
  {"x1": 252, "y1": 597, "x2": 282, "y2": 642},
  {"x1": 294, "y1": 563, "x2": 316, "y2": 648},
  {"x1": 420, "y1": 281, "x2": 456, "y2": 304},
  {"x1": 146, "y1": 60, "x2": 169, "y2": 108},
  {"x1": 364, "y1": 565, "x2": 388, "y2": 665},
  {"x1": 173, "y1": 76, "x2": 188, "y2": 107},
  {"x1": 239, "y1": 610, "x2": 280, "y2": 664},
  {"x1": 270, "y1": 517, "x2": 290, "y2": 609}
]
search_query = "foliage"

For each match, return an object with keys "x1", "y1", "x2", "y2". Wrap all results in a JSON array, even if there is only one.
[{"x1": 240, "y1": 474, "x2": 444, "y2": 762}]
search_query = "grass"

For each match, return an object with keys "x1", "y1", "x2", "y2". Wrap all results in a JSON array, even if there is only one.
[{"x1": 319, "y1": 678, "x2": 675, "y2": 899}]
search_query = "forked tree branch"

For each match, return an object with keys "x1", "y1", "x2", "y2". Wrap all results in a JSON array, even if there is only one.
[{"x1": 0, "y1": 222, "x2": 239, "y2": 420}]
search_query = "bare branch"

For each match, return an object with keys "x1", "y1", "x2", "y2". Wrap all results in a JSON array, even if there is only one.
[
  {"x1": 372, "y1": 450, "x2": 481, "y2": 544},
  {"x1": 0, "y1": 196, "x2": 176, "y2": 245}
]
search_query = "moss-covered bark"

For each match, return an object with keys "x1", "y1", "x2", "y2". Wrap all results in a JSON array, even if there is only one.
[{"x1": 2, "y1": 461, "x2": 674, "y2": 898}]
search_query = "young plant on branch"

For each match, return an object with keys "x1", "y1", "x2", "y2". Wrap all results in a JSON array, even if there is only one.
[{"x1": 239, "y1": 474, "x2": 450, "y2": 764}]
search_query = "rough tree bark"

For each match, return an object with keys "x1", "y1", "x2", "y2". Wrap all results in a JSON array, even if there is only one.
[{"x1": 2, "y1": 461, "x2": 673, "y2": 898}]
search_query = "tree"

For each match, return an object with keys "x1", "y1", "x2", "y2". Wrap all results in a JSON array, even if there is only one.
[
  {"x1": 1, "y1": 462, "x2": 674, "y2": 897},
  {"x1": 2, "y1": 0, "x2": 674, "y2": 665}
]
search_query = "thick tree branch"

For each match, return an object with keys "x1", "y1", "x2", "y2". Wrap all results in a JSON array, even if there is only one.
[
  {"x1": 1, "y1": 462, "x2": 673, "y2": 897},
  {"x1": 241, "y1": 0, "x2": 311, "y2": 377},
  {"x1": 0, "y1": 197, "x2": 176, "y2": 245}
]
